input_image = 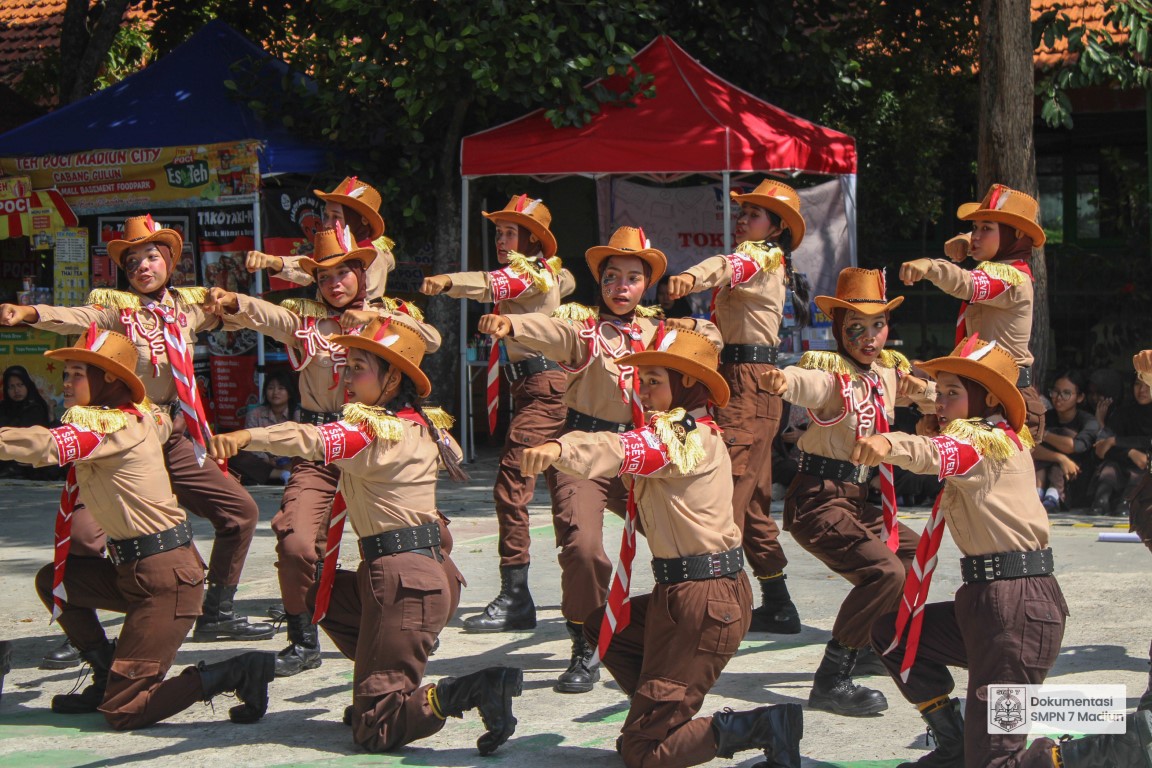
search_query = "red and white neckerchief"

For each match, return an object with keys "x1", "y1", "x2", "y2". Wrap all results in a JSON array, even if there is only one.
[
  {"x1": 311, "y1": 407, "x2": 428, "y2": 623},
  {"x1": 486, "y1": 306, "x2": 502, "y2": 435},
  {"x1": 593, "y1": 413, "x2": 719, "y2": 663},
  {"x1": 955, "y1": 259, "x2": 1033, "y2": 344},
  {"x1": 287, "y1": 318, "x2": 349, "y2": 391},
  {"x1": 883, "y1": 420, "x2": 1018, "y2": 682},
  {"x1": 558, "y1": 317, "x2": 652, "y2": 429}
]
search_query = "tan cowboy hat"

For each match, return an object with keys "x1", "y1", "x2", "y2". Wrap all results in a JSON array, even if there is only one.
[
  {"x1": 106, "y1": 215, "x2": 183, "y2": 269},
  {"x1": 616, "y1": 328, "x2": 730, "y2": 408},
  {"x1": 298, "y1": 227, "x2": 378, "y2": 276},
  {"x1": 919, "y1": 335, "x2": 1026, "y2": 433},
  {"x1": 586, "y1": 226, "x2": 667, "y2": 284},
  {"x1": 814, "y1": 267, "x2": 904, "y2": 317},
  {"x1": 45, "y1": 325, "x2": 146, "y2": 403},
  {"x1": 730, "y1": 180, "x2": 806, "y2": 249},
  {"x1": 482, "y1": 194, "x2": 558, "y2": 258},
  {"x1": 314, "y1": 177, "x2": 385, "y2": 240},
  {"x1": 957, "y1": 184, "x2": 1045, "y2": 247},
  {"x1": 331, "y1": 316, "x2": 432, "y2": 398}
]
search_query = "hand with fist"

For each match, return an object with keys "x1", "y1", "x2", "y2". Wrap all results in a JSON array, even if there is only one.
[
  {"x1": 202, "y1": 287, "x2": 239, "y2": 315},
  {"x1": 209, "y1": 430, "x2": 252, "y2": 462},
  {"x1": 943, "y1": 233, "x2": 972, "y2": 263},
  {"x1": 0, "y1": 304, "x2": 37, "y2": 326},
  {"x1": 899, "y1": 259, "x2": 933, "y2": 286},
  {"x1": 420, "y1": 275, "x2": 453, "y2": 296},
  {"x1": 245, "y1": 250, "x2": 284, "y2": 274},
  {"x1": 760, "y1": 369, "x2": 788, "y2": 396},
  {"x1": 478, "y1": 314, "x2": 513, "y2": 340},
  {"x1": 850, "y1": 434, "x2": 893, "y2": 467},
  {"x1": 666, "y1": 274, "x2": 696, "y2": 300},
  {"x1": 521, "y1": 442, "x2": 562, "y2": 477}
]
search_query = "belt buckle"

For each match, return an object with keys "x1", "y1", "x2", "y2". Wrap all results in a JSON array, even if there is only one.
[
  {"x1": 852, "y1": 463, "x2": 870, "y2": 484},
  {"x1": 108, "y1": 544, "x2": 121, "y2": 566},
  {"x1": 980, "y1": 555, "x2": 995, "y2": 580}
]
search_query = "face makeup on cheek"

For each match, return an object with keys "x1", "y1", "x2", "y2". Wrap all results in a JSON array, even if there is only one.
[
  {"x1": 600, "y1": 255, "x2": 647, "y2": 315},
  {"x1": 842, "y1": 311, "x2": 888, "y2": 367}
]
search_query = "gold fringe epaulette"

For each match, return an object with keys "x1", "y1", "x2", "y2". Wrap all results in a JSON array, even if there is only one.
[
  {"x1": 372, "y1": 235, "x2": 397, "y2": 254},
  {"x1": 650, "y1": 408, "x2": 706, "y2": 473},
  {"x1": 797, "y1": 351, "x2": 858, "y2": 377},
  {"x1": 735, "y1": 240, "x2": 784, "y2": 273},
  {"x1": 975, "y1": 261, "x2": 1028, "y2": 285},
  {"x1": 422, "y1": 407, "x2": 455, "y2": 431},
  {"x1": 941, "y1": 417, "x2": 1034, "y2": 461},
  {"x1": 506, "y1": 250, "x2": 556, "y2": 293},
  {"x1": 85, "y1": 288, "x2": 140, "y2": 311},
  {"x1": 341, "y1": 403, "x2": 404, "y2": 443},
  {"x1": 635, "y1": 304, "x2": 663, "y2": 318},
  {"x1": 280, "y1": 298, "x2": 331, "y2": 319},
  {"x1": 553, "y1": 302, "x2": 598, "y2": 322},
  {"x1": 379, "y1": 296, "x2": 425, "y2": 322},
  {"x1": 172, "y1": 287, "x2": 207, "y2": 306},
  {"x1": 61, "y1": 405, "x2": 132, "y2": 434},
  {"x1": 547, "y1": 256, "x2": 563, "y2": 274},
  {"x1": 878, "y1": 349, "x2": 912, "y2": 374}
]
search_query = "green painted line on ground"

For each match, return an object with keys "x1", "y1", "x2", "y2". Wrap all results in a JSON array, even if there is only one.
[
  {"x1": 0, "y1": 749, "x2": 108, "y2": 767},
  {"x1": 810, "y1": 761, "x2": 904, "y2": 767},
  {"x1": 0, "y1": 710, "x2": 104, "y2": 741},
  {"x1": 268, "y1": 755, "x2": 403, "y2": 767}
]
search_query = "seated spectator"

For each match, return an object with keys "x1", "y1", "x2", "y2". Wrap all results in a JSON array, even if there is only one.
[
  {"x1": 1032, "y1": 370, "x2": 1100, "y2": 511},
  {"x1": 1090, "y1": 372, "x2": 1152, "y2": 515},
  {"x1": 655, "y1": 276, "x2": 696, "y2": 318},
  {"x1": 229, "y1": 371, "x2": 301, "y2": 485},
  {"x1": 0, "y1": 365, "x2": 53, "y2": 479}
]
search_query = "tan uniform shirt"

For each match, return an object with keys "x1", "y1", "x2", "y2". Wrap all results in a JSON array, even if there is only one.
[
  {"x1": 683, "y1": 254, "x2": 786, "y2": 345},
  {"x1": 508, "y1": 311, "x2": 723, "y2": 425},
  {"x1": 247, "y1": 417, "x2": 454, "y2": 539},
  {"x1": 884, "y1": 430, "x2": 1050, "y2": 556},
  {"x1": 1140, "y1": 371, "x2": 1152, "y2": 389},
  {"x1": 33, "y1": 290, "x2": 219, "y2": 408},
  {"x1": 553, "y1": 417, "x2": 741, "y2": 559},
  {"x1": 278, "y1": 243, "x2": 396, "y2": 301},
  {"x1": 0, "y1": 414, "x2": 183, "y2": 540},
  {"x1": 924, "y1": 259, "x2": 1035, "y2": 367},
  {"x1": 444, "y1": 267, "x2": 576, "y2": 362}
]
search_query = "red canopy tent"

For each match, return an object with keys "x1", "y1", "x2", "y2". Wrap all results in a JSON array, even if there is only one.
[{"x1": 456, "y1": 35, "x2": 859, "y2": 455}]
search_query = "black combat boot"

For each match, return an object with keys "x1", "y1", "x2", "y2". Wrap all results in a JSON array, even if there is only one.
[
  {"x1": 748, "y1": 575, "x2": 802, "y2": 634},
  {"x1": 897, "y1": 698, "x2": 964, "y2": 767},
  {"x1": 1140, "y1": 662, "x2": 1152, "y2": 712},
  {"x1": 41, "y1": 638, "x2": 81, "y2": 670},
  {"x1": 554, "y1": 620, "x2": 599, "y2": 694},
  {"x1": 193, "y1": 584, "x2": 275, "y2": 641},
  {"x1": 853, "y1": 644, "x2": 890, "y2": 677},
  {"x1": 1056, "y1": 709, "x2": 1152, "y2": 767},
  {"x1": 274, "y1": 611, "x2": 322, "y2": 677},
  {"x1": 461, "y1": 564, "x2": 537, "y2": 632},
  {"x1": 52, "y1": 639, "x2": 115, "y2": 714},
  {"x1": 196, "y1": 651, "x2": 276, "y2": 724},
  {"x1": 808, "y1": 639, "x2": 888, "y2": 716},
  {"x1": 434, "y1": 666, "x2": 523, "y2": 755},
  {"x1": 712, "y1": 703, "x2": 803, "y2": 767}
]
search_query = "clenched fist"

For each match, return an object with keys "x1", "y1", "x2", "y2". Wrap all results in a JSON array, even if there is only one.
[
  {"x1": 850, "y1": 434, "x2": 893, "y2": 467},
  {"x1": 521, "y1": 441, "x2": 562, "y2": 477},
  {"x1": 0, "y1": 304, "x2": 37, "y2": 326},
  {"x1": 760, "y1": 368, "x2": 788, "y2": 396},
  {"x1": 1134, "y1": 350, "x2": 1152, "y2": 376},
  {"x1": 245, "y1": 250, "x2": 284, "y2": 274},
  {"x1": 478, "y1": 314, "x2": 513, "y2": 340},
  {"x1": 421, "y1": 275, "x2": 453, "y2": 295},
  {"x1": 664, "y1": 317, "x2": 697, "y2": 331},
  {"x1": 666, "y1": 274, "x2": 696, "y2": 300},
  {"x1": 943, "y1": 233, "x2": 972, "y2": 263},
  {"x1": 898, "y1": 374, "x2": 928, "y2": 399},
  {"x1": 899, "y1": 259, "x2": 933, "y2": 286},
  {"x1": 209, "y1": 429, "x2": 252, "y2": 462},
  {"x1": 339, "y1": 309, "x2": 378, "y2": 330},
  {"x1": 202, "y1": 287, "x2": 239, "y2": 315}
]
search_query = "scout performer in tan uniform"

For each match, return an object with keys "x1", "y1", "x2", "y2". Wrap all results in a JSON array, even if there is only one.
[
  {"x1": 522, "y1": 329, "x2": 803, "y2": 768},
  {"x1": 246, "y1": 176, "x2": 396, "y2": 299},
  {"x1": 422, "y1": 194, "x2": 573, "y2": 633},
  {"x1": 899, "y1": 183, "x2": 1046, "y2": 440},
  {"x1": 761, "y1": 267, "x2": 929, "y2": 717},
  {"x1": 0, "y1": 215, "x2": 271, "y2": 642},
  {"x1": 210, "y1": 318, "x2": 522, "y2": 756},
  {"x1": 863, "y1": 336, "x2": 1152, "y2": 768},
  {"x1": 205, "y1": 227, "x2": 439, "y2": 678},
  {"x1": 0, "y1": 328, "x2": 275, "y2": 729},
  {"x1": 1130, "y1": 349, "x2": 1152, "y2": 714},
  {"x1": 479, "y1": 226, "x2": 721, "y2": 694},
  {"x1": 666, "y1": 180, "x2": 812, "y2": 635}
]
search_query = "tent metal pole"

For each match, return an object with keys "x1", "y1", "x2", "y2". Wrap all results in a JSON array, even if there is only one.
[
  {"x1": 252, "y1": 193, "x2": 265, "y2": 394},
  {"x1": 722, "y1": 170, "x2": 731, "y2": 249},
  {"x1": 459, "y1": 177, "x2": 472, "y2": 461}
]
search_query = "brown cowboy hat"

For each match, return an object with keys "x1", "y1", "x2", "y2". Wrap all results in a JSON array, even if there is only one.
[
  {"x1": 314, "y1": 177, "x2": 385, "y2": 240},
  {"x1": 815, "y1": 267, "x2": 904, "y2": 317},
  {"x1": 45, "y1": 325, "x2": 146, "y2": 403},
  {"x1": 957, "y1": 184, "x2": 1045, "y2": 247},
  {"x1": 586, "y1": 226, "x2": 667, "y2": 284},
  {"x1": 106, "y1": 215, "x2": 183, "y2": 269},
  {"x1": 730, "y1": 180, "x2": 806, "y2": 249},
  {"x1": 616, "y1": 328, "x2": 729, "y2": 408},
  {"x1": 918, "y1": 335, "x2": 1026, "y2": 432},
  {"x1": 298, "y1": 227, "x2": 378, "y2": 276},
  {"x1": 331, "y1": 316, "x2": 432, "y2": 398},
  {"x1": 482, "y1": 194, "x2": 558, "y2": 259}
]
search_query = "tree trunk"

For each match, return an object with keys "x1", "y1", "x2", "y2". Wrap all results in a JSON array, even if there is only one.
[
  {"x1": 977, "y1": 0, "x2": 1049, "y2": 379},
  {"x1": 57, "y1": 0, "x2": 134, "y2": 105}
]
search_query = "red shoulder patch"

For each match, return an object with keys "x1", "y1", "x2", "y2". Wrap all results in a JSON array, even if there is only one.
[
  {"x1": 618, "y1": 427, "x2": 670, "y2": 477},
  {"x1": 930, "y1": 434, "x2": 983, "y2": 479},
  {"x1": 49, "y1": 424, "x2": 105, "y2": 466},
  {"x1": 317, "y1": 421, "x2": 373, "y2": 464}
]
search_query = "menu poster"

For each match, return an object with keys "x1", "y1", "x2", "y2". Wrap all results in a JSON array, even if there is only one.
[{"x1": 52, "y1": 228, "x2": 89, "y2": 306}]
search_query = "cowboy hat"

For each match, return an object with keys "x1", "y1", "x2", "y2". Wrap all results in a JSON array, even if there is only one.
[
  {"x1": 331, "y1": 316, "x2": 431, "y2": 398},
  {"x1": 730, "y1": 180, "x2": 806, "y2": 249},
  {"x1": 298, "y1": 227, "x2": 377, "y2": 276},
  {"x1": 314, "y1": 177, "x2": 385, "y2": 241},
  {"x1": 106, "y1": 215, "x2": 183, "y2": 269},
  {"x1": 918, "y1": 335, "x2": 1026, "y2": 432},
  {"x1": 616, "y1": 328, "x2": 729, "y2": 408},
  {"x1": 814, "y1": 267, "x2": 904, "y2": 317},
  {"x1": 957, "y1": 184, "x2": 1045, "y2": 247},
  {"x1": 45, "y1": 325, "x2": 146, "y2": 403},
  {"x1": 482, "y1": 194, "x2": 558, "y2": 259},
  {"x1": 586, "y1": 226, "x2": 667, "y2": 284}
]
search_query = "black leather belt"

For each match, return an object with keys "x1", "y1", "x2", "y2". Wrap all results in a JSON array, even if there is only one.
[
  {"x1": 359, "y1": 523, "x2": 442, "y2": 563},
  {"x1": 960, "y1": 548, "x2": 1053, "y2": 583},
  {"x1": 565, "y1": 409, "x2": 630, "y2": 434},
  {"x1": 652, "y1": 548, "x2": 744, "y2": 584},
  {"x1": 720, "y1": 344, "x2": 778, "y2": 365},
  {"x1": 107, "y1": 521, "x2": 193, "y2": 565},
  {"x1": 797, "y1": 451, "x2": 874, "y2": 484},
  {"x1": 301, "y1": 408, "x2": 342, "y2": 425},
  {"x1": 1017, "y1": 366, "x2": 1033, "y2": 388},
  {"x1": 505, "y1": 356, "x2": 561, "y2": 382}
]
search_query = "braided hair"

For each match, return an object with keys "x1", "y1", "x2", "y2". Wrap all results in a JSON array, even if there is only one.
[
  {"x1": 384, "y1": 375, "x2": 470, "y2": 483},
  {"x1": 764, "y1": 210, "x2": 811, "y2": 328}
]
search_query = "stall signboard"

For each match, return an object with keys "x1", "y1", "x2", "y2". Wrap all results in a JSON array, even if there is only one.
[{"x1": 52, "y1": 228, "x2": 89, "y2": 307}]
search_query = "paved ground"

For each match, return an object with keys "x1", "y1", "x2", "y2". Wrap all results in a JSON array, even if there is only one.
[{"x1": 0, "y1": 447, "x2": 1150, "y2": 767}]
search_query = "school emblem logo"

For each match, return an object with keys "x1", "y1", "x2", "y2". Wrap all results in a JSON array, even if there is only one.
[{"x1": 990, "y1": 686, "x2": 1027, "y2": 733}]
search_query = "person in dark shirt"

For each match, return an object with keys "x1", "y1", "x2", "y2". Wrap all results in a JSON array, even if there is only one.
[
  {"x1": 1090, "y1": 372, "x2": 1152, "y2": 515},
  {"x1": 0, "y1": 365, "x2": 53, "y2": 478},
  {"x1": 1032, "y1": 370, "x2": 1101, "y2": 510}
]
